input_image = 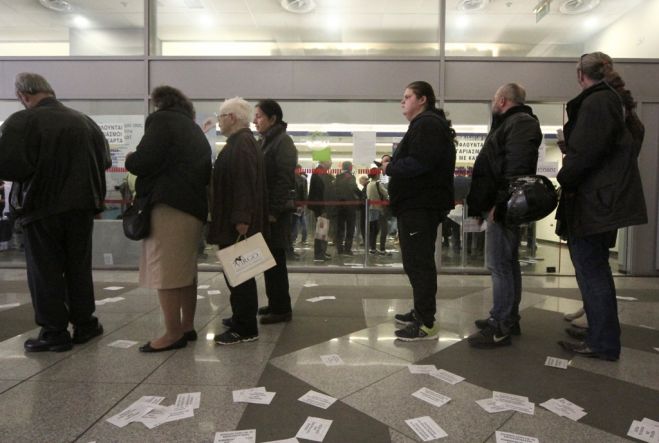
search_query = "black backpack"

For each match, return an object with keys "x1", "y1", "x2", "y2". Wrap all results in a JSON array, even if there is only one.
[{"x1": 504, "y1": 175, "x2": 558, "y2": 225}]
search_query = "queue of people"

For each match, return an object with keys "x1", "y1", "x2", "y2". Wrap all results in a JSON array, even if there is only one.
[{"x1": 0, "y1": 50, "x2": 647, "y2": 362}]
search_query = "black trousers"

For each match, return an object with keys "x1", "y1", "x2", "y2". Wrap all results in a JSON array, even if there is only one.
[
  {"x1": 335, "y1": 205, "x2": 356, "y2": 252},
  {"x1": 397, "y1": 209, "x2": 443, "y2": 328},
  {"x1": 222, "y1": 273, "x2": 258, "y2": 336},
  {"x1": 264, "y1": 247, "x2": 292, "y2": 314},
  {"x1": 23, "y1": 209, "x2": 97, "y2": 332}
]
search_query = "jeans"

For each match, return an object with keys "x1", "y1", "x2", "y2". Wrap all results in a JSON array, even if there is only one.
[
  {"x1": 397, "y1": 209, "x2": 443, "y2": 328},
  {"x1": 568, "y1": 230, "x2": 620, "y2": 358},
  {"x1": 486, "y1": 220, "x2": 521, "y2": 330}
]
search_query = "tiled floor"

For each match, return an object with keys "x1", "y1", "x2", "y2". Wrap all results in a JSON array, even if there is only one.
[{"x1": 0, "y1": 269, "x2": 657, "y2": 442}]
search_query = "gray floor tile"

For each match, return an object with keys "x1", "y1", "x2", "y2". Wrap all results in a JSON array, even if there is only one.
[
  {"x1": 390, "y1": 428, "x2": 417, "y2": 443},
  {"x1": 343, "y1": 370, "x2": 514, "y2": 443},
  {"x1": 485, "y1": 407, "x2": 631, "y2": 443},
  {"x1": 270, "y1": 336, "x2": 410, "y2": 398},
  {"x1": 78, "y1": 383, "x2": 246, "y2": 443},
  {"x1": 0, "y1": 379, "x2": 21, "y2": 394},
  {"x1": 144, "y1": 339, "x2": 276, "y2": 387},
  {"x1": 0, "y1": 380, "x2": 135, "y2": 443},
  {"x1": 0, "y1": 332, "x2": 80, "y2": 380},
  {"x1": 106, "y1": 313, "x2": 217, "y2": 341}
]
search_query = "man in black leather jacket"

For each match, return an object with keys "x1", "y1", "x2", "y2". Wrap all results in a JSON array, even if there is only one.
[
  {"x1": 0, "y1": 73, "x2": 111, "y2": 352},
  {"x1": 466, "y1": 83, "x2": 541, "y2": 348}
]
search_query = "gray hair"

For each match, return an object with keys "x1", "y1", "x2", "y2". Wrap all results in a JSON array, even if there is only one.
[
  {"x1": 498, "y1": 83, "x2": 526, "y2": 105},
  {"x1": 219, "y1": 97, "x2": 252, "y2": 127},
  {"x1": 15, "y1": 72, "x2": 55, "y2": 96}
]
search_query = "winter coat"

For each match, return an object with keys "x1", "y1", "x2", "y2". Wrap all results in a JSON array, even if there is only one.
[
  {"x1": 334, "y1": 171, "x2": 360, "y2": 203},
  {"x1": 386, "y1": 109, "x2": 456, "y2": 216},
  {"x1": 308, "y1": 167, "x2": 335, "y2": 217},
  {"x1": 556, "y1": 81, "x2": 647, "y2": 238},
  {"x1": 260, "y1": 124, "x2": 298, "y2": 249},
  {"x1": 125, "y1": 106, "x2": 211, "y2": 222},
  {"x1": 467, "y1": 105, "x2": 542, "y2": 219},
  {"x1": 0, "y1": 97, "x2": 111, "y2": 225},
  {"x1": 207, "y1": 128, "x2": 269, "y2": 247}
]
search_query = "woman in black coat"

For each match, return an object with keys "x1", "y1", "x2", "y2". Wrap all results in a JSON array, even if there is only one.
[{"x1": 253, "y1": 100, "x2": 298, "y2": 324}]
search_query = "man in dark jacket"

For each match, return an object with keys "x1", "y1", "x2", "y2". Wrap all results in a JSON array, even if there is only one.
[
  {"x1": 557, "y1": 53, "x2": 647, "y2": 361},
  {"x1": 333, "y1": 161, "x2": 360, "y2": 255},
  {"x1": 308, "y1": 160, "x2": 334, "y2": 261},
  {"x1": 466, "y1": 83, "x2": 541, "y2": 348},
  {"x1": 0, "y1": 73, "x2": 111, "y2": 352}
]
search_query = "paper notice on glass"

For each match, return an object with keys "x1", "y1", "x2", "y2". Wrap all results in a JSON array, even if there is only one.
[
  {"x1": 495, "y1": 431, "x2": 540, "y2": 443},
  {"x1": 476, "y1": 398, "x2": 511, "y2": 413},
  {"x1": 175, "y1": 392, "x2": 201, "y2": 409},
  {"x1": 412, "y1": 388, "x2": 451, "y2": 408},
  {"x1": 544, "y1": 356, "x2": 569, "y2": 369},
  {"x1": 214, "y1": 429, "x2": 256, "y2": 443},
  {"x1": 320, "y1": 354, "x2": 344, "y2": 366},
  {"x1": 108, "y1": 340, "x2": 139, "y2": 349},
  {"x1": 430, "y1": 369, "x2": 465, "y2": 385},
  {"x1": 352, "y1": 132, "x2": 377, "y2": 166},
  {"x1": 104, "y1": 286, "x2": 124, "y2": 291},
  {"x1": 295, "y1": 417, "x2": 333, "y2": 442},
  {"x1": 405, "y1": 416, "x2": 448, "y2": 441},
  {"x1": 408, "y1": 365, "x2": 437, "y2": 374},
  {"x1": 298, "y1": 390, "x2": 337, "y2": 410},
  {"x1": 197, "y1": 285, "x2": 210, "y2": 289},
  {"x1": 627, "y1": 420, "x2": 659, "y2": 443},
  {"x1": 106, "y1": 402, "x2": 154, "y2": 428},
  {"x1": 208, "y1": 290, "x2": 221, "y2": 295}
]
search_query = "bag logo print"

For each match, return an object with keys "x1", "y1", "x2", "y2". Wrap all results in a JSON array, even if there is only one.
[{"x1": 232, "y1": 248, "x2": 265, "y2": 275}]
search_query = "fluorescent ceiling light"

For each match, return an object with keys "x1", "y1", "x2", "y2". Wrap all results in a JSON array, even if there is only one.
[{"x1": 73, "y1": 15, "x2": 90, "y2": 28}]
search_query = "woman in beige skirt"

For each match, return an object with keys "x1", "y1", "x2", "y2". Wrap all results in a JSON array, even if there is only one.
[{"x1": 126, "y1": 85, "x2": 211, "y2": 352}]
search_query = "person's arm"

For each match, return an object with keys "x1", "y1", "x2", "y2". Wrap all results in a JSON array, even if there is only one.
[
  {"x1": 268, "y1": 135, "x2": 298, "y2": 217},
  {"x1": 557, "y1": 93, "x2": 622, "y2": 190},
  {"x1": 125, "y1": 114, "x2": 170, "y2": 177},
  {"x1": 386, "y1": 119, "x2": 451, "y2": 178},
  {"x1": 502, "y1": 118, "x2": 541, "y2": 178},
  {"x1": 229, "y1": 135, "x2": 259, "y2": 229},
  {"x1": 0, "y1": 113, "x2": 36, "y2": 181}
]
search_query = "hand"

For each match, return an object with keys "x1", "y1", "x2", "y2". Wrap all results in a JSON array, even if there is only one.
[
  {"x1": 557, "y1": 140, "x2": 566, "y2": 154},
  {"x1": 201, "y1": 117, "x2": 217, "y2": 134},
  {"x1": 236, "y1": 223, "x2": 249, "y2": 236}
]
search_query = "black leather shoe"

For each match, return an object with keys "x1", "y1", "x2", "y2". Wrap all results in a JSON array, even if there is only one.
[
  {"x1": 565, "y1": 327, "x2": 588, "y2": 340},
  {"x1": 558, "y1": 340, "x2": 618, "y2": 361},
  {"x1": 24, "y1": 331, "x2": 73, "y2": 353},
  {"x1": 475, "y1": 318, "x2": 521, "y2": 336},
  {"x1": 72, "y1": 323, "x2": 104, "y2": 344},
  {"x1": 257, "y1": 306, "x2": 271, "y2": 316},
  {"x1": 139, "y1": 336, "x2": 187, "y2": 353},
  {"x1": 260, "y1": 312, "x2": 292, "y2": 325},
  {"x1": 183, "y1": 330, "x2": 197, "y2": 341}
]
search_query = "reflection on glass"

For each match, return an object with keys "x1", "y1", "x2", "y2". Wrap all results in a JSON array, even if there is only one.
[
  {"x1": 0, "y1": 0, "x2": 144, "y2": 56},
  {"x1": 154, "y1": 0, "x2": 440, "y2": 56},
  {"x1": 445, "y1": 0, "x2": 655, "y2": 58}
]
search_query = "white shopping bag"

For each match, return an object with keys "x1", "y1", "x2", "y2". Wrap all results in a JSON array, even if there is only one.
[
  {"x1": 314, "y1": 216, "x2": 330, "y2": 241},
  {"x1": 216, "y1": 233, "x2": 276, "y2": 287}
]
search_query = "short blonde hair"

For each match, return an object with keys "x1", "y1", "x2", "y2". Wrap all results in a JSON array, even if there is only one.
[{"x1": 219, "y1": 97, "x2": 252, "y2": 127}]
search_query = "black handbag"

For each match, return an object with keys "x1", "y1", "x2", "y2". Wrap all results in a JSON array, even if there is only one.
[
  {"x1": 122, "y1": 196, "x2": 152, "y2": 240},
  {"x1": 504, "y1": 175, "x2": 558, "y2": 226}
]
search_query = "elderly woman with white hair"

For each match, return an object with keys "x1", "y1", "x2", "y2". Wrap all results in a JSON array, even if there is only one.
[{"x1": 207, "y1": 97, "x2": 269, "y2": 345}]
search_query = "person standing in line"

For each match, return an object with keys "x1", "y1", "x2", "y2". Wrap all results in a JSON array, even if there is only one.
[
  {"x1": 466, "y1": 83, "x2": 542, "y2": 348},
  {"x1": 208, "y1": 97, "x2": 269, "y2": 345},
  {"x1": 252, "y1": 99, "x2": 297, "y2": 324},
  {"x1": 382, "y1": 81, "x2": 456, "y2": 341},
  {"x1": 126, "y1": 86, "x2": 211, "y2": 353},
  {"x1": 308, "y1": 160, "x2": 335, "y2": 261},
  {"x1": 366, "y1": 167, "x2": 390, "y2": 255},
  {"x1": 290, "y1": 164, "x2": 309, "y2": 250},
  {"x1": 0, "y1": 73, "x2": 111, "y2": 352},
  {"x1": 356, "y1": 174, "x2": 369, "y2": 247},
  {"x1": 557, "y1": 52, "x2": 647, "y2": 361},
  {"x1": 334, "y1": 161, "x2": 360, "y2": 255}
]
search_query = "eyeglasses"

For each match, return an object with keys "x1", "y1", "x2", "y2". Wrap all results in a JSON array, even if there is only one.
[{"x1": 215, "y1": 112, "x2": 232, "y2": 119}]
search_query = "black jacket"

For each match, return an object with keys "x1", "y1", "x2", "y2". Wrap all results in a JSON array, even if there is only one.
[
  {"x1": 556, "y1": 81, "x2": 647, "y2": 237},
  {"x1": 386, "y1": 110, "x2": 456, "y2": 216},
  {"x1": 260, "y1": 124, "x2": 298, "y2": 249},
  {"x1": 0, "y1": 97, "x2": 111, "y2": 225},
  {"x1": 308, "y1": 167, "x2": 335, "y2": 217},
  {"x1": 125, "y1": 107, "x2": 211, "y2": 222},
  {"x1": 467, "y1": 105, "x2": 541, "y2": 218},
  {"x1": 334, "y1": 171, "x2": 360, "y2": 202}
]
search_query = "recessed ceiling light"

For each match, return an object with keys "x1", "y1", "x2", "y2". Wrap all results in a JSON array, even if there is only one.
[
  {"x1": 456, "y1": 0, "x2": 489, "y2": 12},
  {"x1": 280, "y1": 0, "x2": 316, "y2": 14},
  {"x1": 559, "y1": 0, "x2": 601, "y2": 15},
  {"x1": 39, "y1": 0, "x2": 73, "y2": 13},
  {"x1": 73, "y1": 15, "x2": 90, "y2": 28}
]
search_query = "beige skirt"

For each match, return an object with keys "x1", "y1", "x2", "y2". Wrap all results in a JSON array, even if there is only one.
[{"x1": 139, "y1": 204, "x2": 203, "y2": 289}]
